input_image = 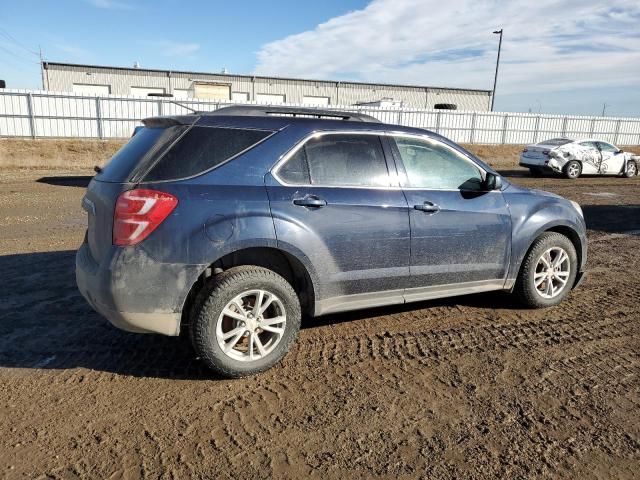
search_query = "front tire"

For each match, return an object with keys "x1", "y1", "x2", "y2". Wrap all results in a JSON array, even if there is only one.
[
  {"x1": 624, "y1": 160, "x2": 637, "y2": 178},
  {"x1": 564, "y1": 160, "x2": 582, "y2": 179},
  {"x1": 190, "y1": 266, "x2": 301, "y2": 378},
  {"x1": 513, "y1": 232, "x2": 578, "y2": 308}
]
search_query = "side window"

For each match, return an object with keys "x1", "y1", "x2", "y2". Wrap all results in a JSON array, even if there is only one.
[
  {"x1": 277, "y1": 134, "x2": 390, "y2": 187},
  {"x1": 598, "y1": 142, "x2": 618, "y2": 153},
  {"x1": 392, "y1": 137, "x2": 484, "y2": 190},
  {"x1": 144, "y1": 126, "x2": 272, "y2": 181},
  {"x1": 578, "y1": 141, "x2": 598, "y2": 150},
  {"x1": 278, "y1": 148, "x2": 310, "y2": 184}
]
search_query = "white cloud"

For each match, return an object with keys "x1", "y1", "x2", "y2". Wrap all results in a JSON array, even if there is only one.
[{"x1": 255, "y1": 0, "x2": 640, "y2": 99}]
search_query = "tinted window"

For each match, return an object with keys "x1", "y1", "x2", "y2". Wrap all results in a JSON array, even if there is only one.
[
  {"x1": 598, "y1": 142, "x2": 618, "y2": 153},
  {"x1": 578, "y1": 141, "x2": 599, "y2": 149},
  {"x1": 278, "y1": 134, "x2": 389, "y2": 187},
  {"x1": 278, "y1": 148, "x2": 310, "y2": 184},
  {"x1": 97, "y1": 126, "x2": 186, "y2": 182},
  {"x1": 144, "y1": 126, "x2": 272, "y2": 181},
  {"x1": 537, "y1": 138, "x2": 572, "y2": 146},
  {"x1": 393, "y1": 137, "x2": 483, "y2": 190}
]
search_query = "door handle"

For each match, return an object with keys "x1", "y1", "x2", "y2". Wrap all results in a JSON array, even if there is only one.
[
  {"x1": 293, "y1": 195, "x2": 327, "y2": 208},
  {"x1": 414, "y1": 201, "x2": 440, "y2": 213}
]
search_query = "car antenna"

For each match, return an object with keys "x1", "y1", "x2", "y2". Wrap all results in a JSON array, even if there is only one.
[{"x1": 168, "y1": 100, "x2": 198, "y2": 113}]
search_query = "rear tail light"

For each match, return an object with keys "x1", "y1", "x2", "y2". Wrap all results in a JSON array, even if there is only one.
[
  {"x1": 522, "y1": 148, "x2": 528, "y2": 153},
  {"x1": 113, "y1": 189, "x2": 178, "y2": 246},
  {"x1": 543, "y1": 150, "x2": 550, "y2": 156}
]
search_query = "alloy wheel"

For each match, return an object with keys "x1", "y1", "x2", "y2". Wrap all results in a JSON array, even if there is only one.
[
  {"x1": 533, "y1": 247, "x2": 571, "y2": 299},
  {"x1": 216, "y1": 289, "x2": 286, "y2": 362}
]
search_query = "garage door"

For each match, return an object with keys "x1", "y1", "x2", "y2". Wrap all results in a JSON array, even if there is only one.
[
  {"x1": 302, "y1": 96, "x2": 330, "y2": 106},
  {"x1": 232, "y1": 91, "x2": 249, "y2": 102},
  {"x1": 256, "y1": 93, "x2": 285, "y2": 104},
  {"x1": 172, "y1": 89, "x2": 190, "y2": 99},
  {"x1": 130, "y1": 87, "x2": 165, "y2": 97},
  {"x1": 192, "y1": 83, "x2": 231, "y2": 100},
  {"x1": 72, "y1": 84, "x2": 111, "y2": 95}
]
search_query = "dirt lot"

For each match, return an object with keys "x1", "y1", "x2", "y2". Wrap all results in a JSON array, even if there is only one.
[{"x1": 0, "y1": 167, "x2": 639, "y2": 479}]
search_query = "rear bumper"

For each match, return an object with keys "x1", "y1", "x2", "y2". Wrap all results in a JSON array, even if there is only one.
[
  {"x1": 76, "y1": 242, "x2": 204, "y2": 336},
  {"x1": 519, "y1": 156, "x2": 563, "y2": 173}
]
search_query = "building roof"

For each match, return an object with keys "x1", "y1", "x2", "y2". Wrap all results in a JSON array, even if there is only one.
[{"x1": 43, "y1": 61, "x2": 492, "y2": 95}]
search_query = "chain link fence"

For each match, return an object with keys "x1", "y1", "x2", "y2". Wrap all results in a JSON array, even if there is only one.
[{"x1": 1, "y1": 88, "x2": 639, "y2": 145}]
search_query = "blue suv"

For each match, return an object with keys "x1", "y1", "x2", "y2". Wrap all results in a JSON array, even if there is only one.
[{"x1": 76, "y1": 106, "x2": 587, "y2": 377}]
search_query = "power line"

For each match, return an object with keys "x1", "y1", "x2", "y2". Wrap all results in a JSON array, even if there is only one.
[
  {"x1": 0, "y1": 26, "x2": 40, "y2": 57},
  {"x1": 0, "y1": 43, "x2": 40, "y2": 65}
]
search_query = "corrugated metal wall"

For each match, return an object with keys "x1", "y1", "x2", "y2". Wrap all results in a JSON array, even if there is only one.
[
  {"x1": 44, "y1": 63, "x2": 491, "y2": 111},
  {"x1": 2, "y1": 88, "x2": 640, "y2": 144}
]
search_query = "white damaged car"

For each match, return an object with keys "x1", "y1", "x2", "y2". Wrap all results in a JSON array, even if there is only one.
[{"x1": 519, "y1": 138, "x2": 638, "y2": 179}]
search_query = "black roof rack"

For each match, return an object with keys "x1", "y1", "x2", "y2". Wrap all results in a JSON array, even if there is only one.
[{"x1": 204, "y1": 105, "x2": 381, "y2": 123}]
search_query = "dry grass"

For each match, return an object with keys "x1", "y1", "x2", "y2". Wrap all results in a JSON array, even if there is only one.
[
  {"x1": 0, "y1": 138, "x2": 638, "y2": 171},
  {"x1": 0, "y1": 138, "x2": 124, "y2": 171}
]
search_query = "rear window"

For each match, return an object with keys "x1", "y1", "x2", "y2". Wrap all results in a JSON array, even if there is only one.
[
  {"x1": 143, "y1": 126, "x2": 272, "y2": 181},
  {"x1": 97, "y1": 126, "x2": 186, "y2": 183},
  {"x1": 537, "y1": 138, "x2": 572, "y2": 146}
]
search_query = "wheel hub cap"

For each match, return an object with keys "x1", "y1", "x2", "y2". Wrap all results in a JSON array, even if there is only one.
[
  {"x1": 215, "y1": 289, "x2": 286, "y2": 362},
  {"x1": 534, "y1": 247, "x2": 571, "y2": 299}
]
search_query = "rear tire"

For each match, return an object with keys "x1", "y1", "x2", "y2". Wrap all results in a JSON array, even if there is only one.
[
  {"x1": 190, "y1": 266, "x2": 301, "y2": 378},
  {"x1": 564, "y1": 160, "x2": 582, "y2": 179},
  {"x1": 624, "y1": 160, "x2": 637, "y2": 178},
  {"x1": 513, "y1": 232, "x2": 578, "y2": 308}
]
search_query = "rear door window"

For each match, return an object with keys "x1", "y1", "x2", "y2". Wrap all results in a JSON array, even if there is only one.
[
  {"x1": 276, "y1": 134, "x2": 390, "y2": 187},
  {"x1": 143, "y1": 126, "x2": 273, "y2": 181}
]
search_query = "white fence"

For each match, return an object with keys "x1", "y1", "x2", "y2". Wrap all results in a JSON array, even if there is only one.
[{"x1": 1, "y1": 88, "x2": 640, "y2": 145}]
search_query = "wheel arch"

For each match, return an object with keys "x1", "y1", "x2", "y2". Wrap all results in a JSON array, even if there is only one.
[
  {"x1": 510, "y1": 223, "x2": 585, "y2": 291},
  {"x1": 181, "y1": 246, "x2": 317, "y2": 330}
]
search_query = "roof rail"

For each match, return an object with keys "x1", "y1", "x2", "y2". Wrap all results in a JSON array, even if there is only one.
[{"x1": 205, "y1": 105, "x2": 380, "y2": 123}]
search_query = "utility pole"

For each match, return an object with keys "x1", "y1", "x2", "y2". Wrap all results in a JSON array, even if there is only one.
[
  {"x1": 491, "y1": 29, "x2": 503, "y2": 111},
  {"x1": 601, "y1": 102, "x2": 608, "y2": 117},
  {"x1": 39, "y1": 45, "x2": 45, "y2": 90}
]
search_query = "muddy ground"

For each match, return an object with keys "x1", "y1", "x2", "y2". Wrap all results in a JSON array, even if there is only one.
[{"x1": 0, "y1": 168, "x2": 639, "y2": 479}]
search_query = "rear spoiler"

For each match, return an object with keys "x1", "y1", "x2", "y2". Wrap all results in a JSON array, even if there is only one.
[{"x1": 141, "y1": 115, "x2": 199, "y2": 128}]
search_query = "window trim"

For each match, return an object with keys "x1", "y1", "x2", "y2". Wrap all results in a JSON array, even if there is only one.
[
  {"x1": 388, "y1": 133, "x2": 490, "y2": 191},
  {"x1": 271, "y1": 130, "x2": 397, "y2": 189},
  {"x1": 272, "y1": 130, "x2": 494, "y2": 191}
]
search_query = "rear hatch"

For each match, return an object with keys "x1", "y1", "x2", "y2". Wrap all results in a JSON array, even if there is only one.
[
  {"x1": 83, "y1": 124, "x2": 189, "y2": 263},
  {"x1": 82, "y1": 118, "x2": 275, "y2": 263}
]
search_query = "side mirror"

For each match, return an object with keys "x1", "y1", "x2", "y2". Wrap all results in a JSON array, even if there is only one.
[
  {"x1": 618, "y1": 149, "x2": 624, "y2": 154},
  {"x1": 485, "y1": 172, "x2": 502, "y2": 191}
]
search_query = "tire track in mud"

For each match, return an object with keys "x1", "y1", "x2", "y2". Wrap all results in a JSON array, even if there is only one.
[
  {"x1": 290, "y1": 312, "x2": 638, "y2": 370},
  {"x1": 193, "y1": 314, "x2": 639, "y2": 477}
]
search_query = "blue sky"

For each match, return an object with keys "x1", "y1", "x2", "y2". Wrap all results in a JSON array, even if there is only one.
[{"x1": 1, "y1": 0, "x2": 639, "y2": 117}]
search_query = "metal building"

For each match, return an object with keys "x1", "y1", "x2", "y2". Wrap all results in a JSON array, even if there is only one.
[{"x1": 42, "y1": 62, "x2": 493, "y2": 111}]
